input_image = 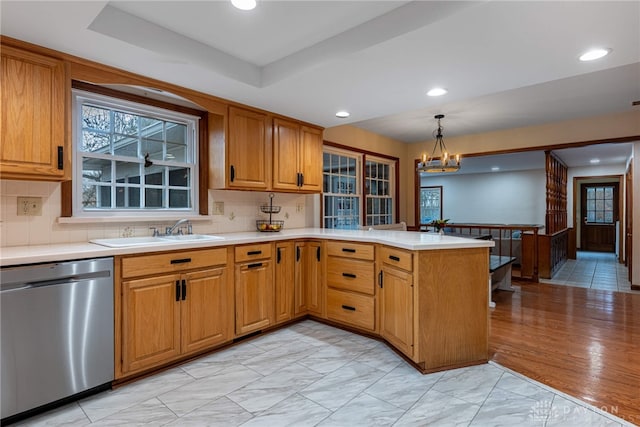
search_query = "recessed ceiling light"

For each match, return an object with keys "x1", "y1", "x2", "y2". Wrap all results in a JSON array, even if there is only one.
[
  {"x1": 231, "y1": 0, "x2": 256, "y2": 11},
  {"x1": 335, "y1": 111, "x2": 350, "y2": 118},
  {"x1": 590, "y1": 158, "x2": 601, "y2": 164},
  {"x1": 427, "y1": 88, "x2": 448, "y2": 97},
  {"x1": 579, "y1": 48, "x2": 611, "y2": 61},
  {"x1": 491, "y1": 166, "x2": 500, "y2": 172}
]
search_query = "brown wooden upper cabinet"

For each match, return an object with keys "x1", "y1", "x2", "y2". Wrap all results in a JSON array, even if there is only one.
[
  {"x1": 0, "y1": 43, "x2": 68, "y2": 180},
  {"x1": 226, "y1": 106, "x2": 271, "y2": 190},
  {"x1": 272, "y1": 118, "x2": 323, "y2": 192}
]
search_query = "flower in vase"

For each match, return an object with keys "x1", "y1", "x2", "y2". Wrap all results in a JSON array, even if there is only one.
[{"x1": 430, "y1": 218, "x2": 450, "y2": 231}]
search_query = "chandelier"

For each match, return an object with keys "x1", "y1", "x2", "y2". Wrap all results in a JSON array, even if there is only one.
[{"x1": 417, "y1": 114, "x2": 460, "y2": 173}]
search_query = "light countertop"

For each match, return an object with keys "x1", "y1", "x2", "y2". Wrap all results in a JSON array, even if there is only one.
[{"x1": 1, "y1": 228, "x2": 494, "y2": 267}]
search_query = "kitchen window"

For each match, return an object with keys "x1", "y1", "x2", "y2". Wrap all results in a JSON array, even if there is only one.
[
  {"x1": 72, "y1": 89, "x2": 200, "y2": 217},
  {"x1": 365, "y1": 157, "x2": 394, "y2": 226},
  {"x1": 322, "y1": 146, "x2": 397, "y2": 229}
]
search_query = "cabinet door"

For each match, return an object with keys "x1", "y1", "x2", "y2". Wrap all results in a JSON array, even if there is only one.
[
  {"x1": 235, "y1": 260, "x2": 274, "y2": 335},
  {"x1": 305, "y1": 241, "x2": 324, "y2": 317},
  {"x1": 181, "y1": 267, "x2": 232, "y2": 355},
  {"x1": 272, "y1": 118, "x2": 301, "y2": 191},
  {"x1": 379, "y1": 266, "x2": 414, "y2": 357},
  {"x1": 274, "y1": 242, "x2": 295, "y2": 323},
  {"x1": 1, "y1": 45, "x2": 66, "y2": 180},
  {"x1": 294, "y1": 243, "x2": 306, "y2": 315},
  {"x1": 227, "y1": 106, "x2": 270, "y2": 189},
  {"x1": 122, "y1": 274, "x2": 182, "y2": 374},
  {"x1": 299, "y1": 126, "x2": 323, "y2": 192}
]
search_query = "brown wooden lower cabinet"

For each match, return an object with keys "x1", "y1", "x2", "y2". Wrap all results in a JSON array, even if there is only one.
[
  {"x1": 116, "y1": 248, "x2": 233, "y2": 379},
  {"x1": 235, "y1": 257, "x2": 274, "y2": 336},
  {"x1": 325, "y1": 240, "x2": 375, "y2": 332},
  {"x1": 295, "y1": 240, "x2": 324, "y2": 317},
  {"x1": 416, "y1": 247, "x2": 489, "y2": 371},
  {"x1": 327, "y1": 288, "x2": 375, "y2": 331},
  {"x1": 379, "y1": 262, "x2": 414, "y2": 358},
  {"x1": 274, "y1": 241, "x2": 295, "y2": 324},
  {"x1": 115, "y1": 239, "x2": 490, "y2": 380},
  {"x1": 121, "y1": 273, "x2": 182, "y2": 374}
]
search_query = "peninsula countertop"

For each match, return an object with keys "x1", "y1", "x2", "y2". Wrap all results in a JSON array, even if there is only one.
[{"x1": 0, "y1": 228, "x2": 494, "y2": 267}]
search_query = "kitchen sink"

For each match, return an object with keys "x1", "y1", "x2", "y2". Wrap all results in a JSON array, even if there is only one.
[
  {"x1": 159, "y1": 234, "x2": 225, "y2": 242},
  {"x1": 90, "y1": 234, "x2": 224, "y2": 247}
]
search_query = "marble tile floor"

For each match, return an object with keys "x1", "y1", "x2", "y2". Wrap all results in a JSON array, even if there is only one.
[
  {"x1": 540, "y1": 251, "x2": 636, "y2": 293},
  {"x1": 15, "y1": 320, "x2": 633, "y2": 427}
]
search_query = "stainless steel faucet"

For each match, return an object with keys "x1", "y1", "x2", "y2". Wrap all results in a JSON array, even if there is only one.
[{"x1": 165, "y1": 219, "x2": 190, "y2": 235}]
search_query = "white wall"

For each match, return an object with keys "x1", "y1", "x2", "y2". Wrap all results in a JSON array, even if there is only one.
[
  {"x1": 420, "y1": 169, "x2": 546, "y2": 225},
  {"x1": 0, "y1": 180, "x2": 317, "y2": 247}
]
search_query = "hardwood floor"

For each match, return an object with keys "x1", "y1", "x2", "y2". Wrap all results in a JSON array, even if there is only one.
[{"x1": 490, "y1": 280, "x2": 640, "y2": 425}]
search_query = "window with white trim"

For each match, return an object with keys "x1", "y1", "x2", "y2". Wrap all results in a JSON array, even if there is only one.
[
  {"x1": 72, "y1": 90, "x2": 199, "y2": 216},
  {"x1": 365, "y1": 157, "x2": 394, "y2": 226},
  {"x1": 323, "y1": 149, "x2": 360, "y2": 229},
  {"x1": 322, "y1": 147, "x2": 396, "y2": 229}
]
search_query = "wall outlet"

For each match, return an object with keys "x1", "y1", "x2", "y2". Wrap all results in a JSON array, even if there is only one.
[
  {"x1": 296, "y1": 203, "x2": 304, "y2": 213},
  {"x1": 213, "y1": 201, "x2": 224, "y2": 215},
  {"x1": 17, "y1": 197, "x2": 43, "y2": 216}
]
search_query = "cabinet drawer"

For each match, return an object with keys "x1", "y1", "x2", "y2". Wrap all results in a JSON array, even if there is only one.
[
  {"x1": 327, "y1": 257, "x2": 375, "y2": 295},
  {"x1": 235, "y1": 243, "x2": 272, "y2": 262},
  {"x1": 380, "y1": 246, "x2": 413, "y2": 272},
  {"x1": 326, "y1": 241, "x2": 374, "y2": 261},
  {"x1": 121, "y1": 248, "x2": 227, "y2": 278},
  {"x1": 327, "y1": 289, "x2": 375, "y2": 331}
]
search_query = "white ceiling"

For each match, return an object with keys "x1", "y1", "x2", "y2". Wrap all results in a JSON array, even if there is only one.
[
  {"x1": 2, "y1": 1, "x2": 639, "y2": 169},
  {"x1": 422, "y1": 143, "x2": 634, "y2": 176}
]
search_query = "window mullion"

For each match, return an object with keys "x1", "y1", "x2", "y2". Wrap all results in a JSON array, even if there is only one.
[{"x1": 139, "y1": 163, "x2": 146, "y2": 209}]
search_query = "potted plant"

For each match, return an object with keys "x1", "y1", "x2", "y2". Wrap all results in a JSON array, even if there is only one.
[{"x1": 431, "y1": 218, "x2": 450, "y2": 235}]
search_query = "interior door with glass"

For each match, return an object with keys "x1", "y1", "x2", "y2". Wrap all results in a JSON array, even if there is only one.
[{"x1": 581, "y1": 183, "x2": 618, "y2": 252}]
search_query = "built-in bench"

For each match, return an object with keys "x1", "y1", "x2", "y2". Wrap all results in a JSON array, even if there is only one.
[{"x1": 489, "y1": 255, "x2": 516, "y2": 308}]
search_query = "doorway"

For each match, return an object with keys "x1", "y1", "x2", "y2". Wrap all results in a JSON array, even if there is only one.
[{"x1": 580, "y1": 182, "x2": 619, "y2": 252}]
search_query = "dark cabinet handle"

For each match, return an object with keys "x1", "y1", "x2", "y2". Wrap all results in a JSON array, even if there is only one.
[
  {"x1": 175, "y1": 280, "x2": 181, "y2": 301},
  {"x1": 247, "y1": 250, "x2": 262, "y2": 256},
  {"x1": 379, "y1": 271, "x2": 383, "y2": 288},
  {"x1": 170, "y1": 258, "x2": 191, "y2": 264},
  {"x1": 342, "y1": 248, "x2": 356, "y2": 253},
  {"x1": 342, "y1": 273, "x2": 356, "y2": 279},
  {"x1": 296, "y1": 246, "x2": 301, "y2": 262},
  {"x1": 230, "y1": 165, "x2": 235, "y2": 182},
  {"x1": 316, "y1": 246, "x2": 321, "y2": 262},
  {"x1": 248, "y1": 262, "x2": 263, "y2": 269},
  {"x1": 57, "y1": 146, "x2": 64, "y2": 170},
  {"x1": 300, "y1": 173, "x2": 304, "y2": 186},
  {"x1": 277, "y1": 247, "x2": 281, "y2": 264},
  {"x1": 389, "y1": 255, "x2": 400, "y2": 262},
  {"x1": 296, "y1": 173, "x2": 301, "y2": 187},
  {"x1": 341, "y1": 305, "x2": 356, "y2": 311},
  {"x1": 181, "y1": 279, "x2": 187, "y2": 300}
]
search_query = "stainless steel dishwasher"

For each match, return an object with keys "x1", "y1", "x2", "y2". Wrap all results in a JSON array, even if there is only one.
[{"x1": 1, "y1": 257, "x2": 114, "y2": 422}]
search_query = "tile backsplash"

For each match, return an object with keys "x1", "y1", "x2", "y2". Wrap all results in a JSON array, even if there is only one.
[{"x1": 0, "y1": 180, "x2": 319, "y2": 247}]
